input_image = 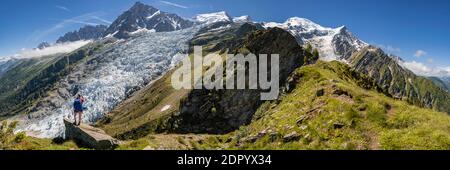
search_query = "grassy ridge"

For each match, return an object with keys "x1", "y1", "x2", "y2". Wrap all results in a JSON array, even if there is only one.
[{"x1": 182, "y1": 61, "x2": 450, "y2": 150}]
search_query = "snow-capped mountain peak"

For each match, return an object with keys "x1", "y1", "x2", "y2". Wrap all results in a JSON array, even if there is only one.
[
  {"x1": 264, "y1": 17, "x2": 327, "y2": 31},
  {"x1": 285, "y1": 17, "x2": 326, "y2": 30},
  {"x1": 195, "y1": 11, "x2": 232, "y2": 25},
  {"x1": 233, "y1": 15, "x2": 252, "y2": 23},
  {"x1": 103, "y1": 2, "x2": 193, "y2": 39},
  {"x1": 263, "y1": 17, "x2": 368, "y2": 61}
]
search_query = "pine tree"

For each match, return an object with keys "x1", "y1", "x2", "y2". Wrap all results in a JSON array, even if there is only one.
[
  {"x1": 305, "y1": 43, "x2": 313, "y2": 53},
  {"x1": 312, "y1": 48, "x2": 320, "y2": 61},
  {"x1": 304, "y1": 44, "x2": 320, "y2": 65},
  {"x1": 303, "y1": 44, "x2": 313, "y2": 65}
]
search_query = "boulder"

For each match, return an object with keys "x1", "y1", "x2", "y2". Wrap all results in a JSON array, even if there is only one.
[
  {"x1": 316, "y1": 89, "x2": 325, "y2": 97},
  {"x1": 283, "y1": 131, "x2": 300, "y2": 142},
  {"x1": 63, "y1": 118, "x2": 120, "y2": 150},
  {"x1": 333, "y1": 122, "x2": 345, "y2": 129}
]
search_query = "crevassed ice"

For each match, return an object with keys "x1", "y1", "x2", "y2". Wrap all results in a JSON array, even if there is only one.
[{"x1": 16, "y1": 27, "x2": 199, "y2": 138}]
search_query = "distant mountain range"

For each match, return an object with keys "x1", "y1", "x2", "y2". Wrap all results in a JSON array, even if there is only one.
[{"x1": 57, "y1": 25, "x2": 107, "y2": 43}]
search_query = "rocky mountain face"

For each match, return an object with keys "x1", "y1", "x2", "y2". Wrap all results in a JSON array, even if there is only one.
[
  {"x1": 348, "y1": 46, "x2": 450, "y2": 113},
  {"x1": 103, "y1": 2, "x2": 194, "y2": 39},
  {"x1": 56, "y1": 25, "x2": 107, "y2": 43},
  {"x1": 37, "y1": 42, "x2": 51, "y2": 49}
]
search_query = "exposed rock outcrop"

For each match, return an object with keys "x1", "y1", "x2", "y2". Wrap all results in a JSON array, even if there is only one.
[{"x1": 64, "y1": 118, "x2": 119, "y2": 150}]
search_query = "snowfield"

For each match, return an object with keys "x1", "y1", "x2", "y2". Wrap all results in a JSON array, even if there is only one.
[
  {"x1": 195, "y1": 11, "x2": 231, "y2": 25},
  {"x1": 15, "y1": 27, "x2": 199, "y2": 138}
]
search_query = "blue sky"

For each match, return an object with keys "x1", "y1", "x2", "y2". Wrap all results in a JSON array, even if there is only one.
[{"x1": 1, "y1": 0, "x2": 449, "y2": 75}]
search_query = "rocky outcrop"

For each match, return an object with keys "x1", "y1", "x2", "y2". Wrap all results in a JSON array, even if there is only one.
[
  {"x1": 64, "y1": 118, "x2": 119, "y2": 150},
  {"x1": 332, "y1": 26, "x2": 366, "y2": 60}
]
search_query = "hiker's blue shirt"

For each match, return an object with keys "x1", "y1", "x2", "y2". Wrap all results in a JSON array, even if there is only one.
[{"x1": 74, "y1": 99, "x2": 83, "y2": 112}]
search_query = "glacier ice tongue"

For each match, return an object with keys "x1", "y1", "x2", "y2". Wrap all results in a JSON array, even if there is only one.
[{"x1": 15, "y1": 27, "x2": 199, "y2": 138}]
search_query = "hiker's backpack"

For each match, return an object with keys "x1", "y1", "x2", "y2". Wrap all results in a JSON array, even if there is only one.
[{"x1": 74, "y1": 99, "x2": 83, "y2": 111}]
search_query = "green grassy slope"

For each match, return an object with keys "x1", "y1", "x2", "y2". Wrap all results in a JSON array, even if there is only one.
[{"x1": 184, "y1": 61, "x2": 450, "y2": 150}]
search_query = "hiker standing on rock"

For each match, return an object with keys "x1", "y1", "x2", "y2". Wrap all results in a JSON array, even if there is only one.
[{"x1": 73, "y1": 94, "x2": 86, "y2": 126}]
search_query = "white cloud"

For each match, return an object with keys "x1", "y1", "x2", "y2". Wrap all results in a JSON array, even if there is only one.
[
  {"x1": 400, "y1": 60, "x2": 450, "y2": 77},
  {"x1": 414, "y1": 50, "x2": 427, "y2": 58},
  {"x1": 56, "y1": 5, "x2": 71, "y2": 12},
  {"x1": 160, "y1": 1, "x2": 188, "y2": 9},
  {"x1": 15, "y1": 40, "x2": 91, "y2": 59}
]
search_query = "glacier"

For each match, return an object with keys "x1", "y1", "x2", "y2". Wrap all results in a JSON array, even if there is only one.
[
  {"x1": 263, "y1": 17, "x2": 367, "y2": 61},
  {"x1": 14, "y1": 27, "x2": 199, "y2": 138}
]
